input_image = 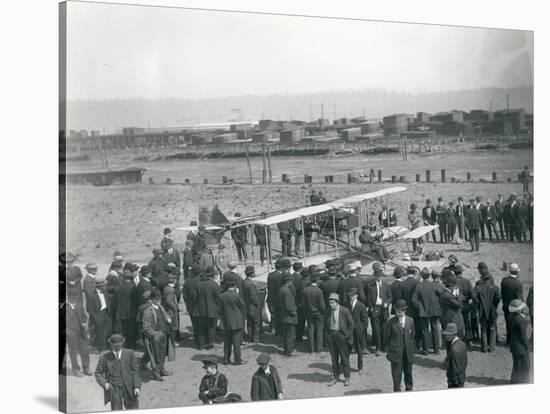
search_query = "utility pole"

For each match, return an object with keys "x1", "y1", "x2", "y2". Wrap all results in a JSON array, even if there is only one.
[
  {"x1": 506, "y1": 92, "x2": 510, "y2": 113},
  {"x1": 321, "y1": 102, "x2": 324, "y2": 130}
]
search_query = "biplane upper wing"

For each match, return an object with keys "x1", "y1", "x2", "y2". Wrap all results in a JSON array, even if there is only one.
[
  {"x1": 251, "y1": 186, "x2": 408, "y2": 226},
  {"x1": 401, "y1": 224, "x2": 439, "y2": 239},
  {"x1": 329, "y1": 186, "x2": 408, "y2": 209},
  {"x1": 175, "y1": 225, "x2": 225, "y2": 231}
]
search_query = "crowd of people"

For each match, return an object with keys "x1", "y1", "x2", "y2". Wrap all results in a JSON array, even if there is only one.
[{"x1": 59, "y1": 186, "x2": 533, "y2": 410}]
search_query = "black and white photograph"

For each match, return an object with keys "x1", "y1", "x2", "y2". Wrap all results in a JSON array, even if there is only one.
[{"x1": 57, "y1": 1, "x2": 536, "y2": 412}]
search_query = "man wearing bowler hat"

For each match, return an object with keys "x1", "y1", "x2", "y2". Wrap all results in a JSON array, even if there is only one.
[
  {"x1": 501, "y1": 263, "x2": 523, "y2": 344},
  {"x1": 442, "y1": 322, "x2": 468, "y2": 388},
  {"x1": 141, "y1": 288, "x2": 173, "y2": 381},
  {"x1": 95, "y1": 334, "x2": 141, "y2": 410},
  {"x1": 326, "y1": 292, "x2": 354, "y2": 386},
  {"x1": 196, "y1": 266, "x2": 220, "y2": 349},
  {"x1": 472, "y1": 267, "x2": 501, "y2": 352},
  {"x1": 303, "y1": 270, "x2": 326, "y2": 354},
  {"x1": 251, "y1": 353, "x2": 284, "y2": 401},
  {"x1": 219, "y1": 280, "x2": 246, "y2": 365},
  {"x1": 384, "y1": 299, "x2": 415, "y2": 392},
  {"x1": 347, "y1": 287, "x2": 369, "y2": 374}
]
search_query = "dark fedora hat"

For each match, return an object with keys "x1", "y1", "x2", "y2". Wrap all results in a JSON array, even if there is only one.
[{"x1": 394, "y1": 299, "x2": 408, "y2": 311}]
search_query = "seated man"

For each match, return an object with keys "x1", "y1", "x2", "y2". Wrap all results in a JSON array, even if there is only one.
[{"x1": 359, "y1": 226, "x2": 391, "y2": 263}]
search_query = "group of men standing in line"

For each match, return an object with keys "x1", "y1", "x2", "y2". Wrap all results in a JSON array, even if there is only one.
[{"x1": 406, "y1": 193, "x2": 533, "y2": 253}]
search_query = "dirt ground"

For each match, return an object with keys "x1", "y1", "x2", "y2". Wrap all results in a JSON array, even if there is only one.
[{"x1": 62, "y1": 151, "x2": 533, "y2": 413}]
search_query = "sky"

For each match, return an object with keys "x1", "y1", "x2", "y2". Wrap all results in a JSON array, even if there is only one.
[{"x1": 66, "y1": 1, "x2": 534, "y2": 101}]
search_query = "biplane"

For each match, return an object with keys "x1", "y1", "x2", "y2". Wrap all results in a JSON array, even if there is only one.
[{"x1": 176, "y1": 186, "x2": 449, "y2": 285}]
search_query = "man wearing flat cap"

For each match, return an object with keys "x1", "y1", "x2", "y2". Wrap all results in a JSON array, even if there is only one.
[
  {"x1": 280, "y1": 272, "x2": 298, "y2": 356},
  {"x1": 347, "y1": 287, "x2": 369, "y2": 374},
  {"x1": 219, "y1": 280, "x2": 246, "y2": 365},
  {"x1": 251, "y1": 353, "x2": 284, "y2": 401},
  {"x1": 242, "y1": 265, "x2": 261, "y2": 343},
  {"x1": 384, "y1": 299, "x2": 415, "y2": 392},
  {"x1": 95, "y1": 333, "x2": 141, "y2": 410},
  {"x1": 501, "y1": 263, "x2": 523, "y2": 344},
  {"x1": 508, "y1": 299, "x2": 531, "y2": 384},
  {"x1": 303, "y1": 271, "x2": 326, "y2": 353},
  {"x1": 367, "y1": 263, "x2": 393, "y2": 355},
  {"x1": 199, "y1": 357, "x2": 228, "y2": 404},
  {"x1": 326, "y1": 292, "x2": 354, "y2": 386},
  {"x1": 88, "y1": 274, "x2": 114, "y2": 352},
  {"x1": 472, "y1": 268, "x2": 501, "y2": 352},
  {"x1": 442, "y1": 323, "x2": 468, "y2": 388}
]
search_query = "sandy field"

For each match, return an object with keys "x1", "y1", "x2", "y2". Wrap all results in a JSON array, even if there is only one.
[{"x1": 62, "y1": 150, "x2": 533, "y2": 413}]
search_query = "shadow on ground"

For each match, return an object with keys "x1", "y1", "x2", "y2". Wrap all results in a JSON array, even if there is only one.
[
  {"x1": 34, "y1": 396, "x2": 58, "y2": 410},
  {"x1": 287, "y1": 372, "x2": 333, "y2": 383},
  {"x1": 466, "y1": 376, "x2": 510, "y2": 386},
  {"x1": 344, "y1": 388, "x2": 383, "y2": 396}
]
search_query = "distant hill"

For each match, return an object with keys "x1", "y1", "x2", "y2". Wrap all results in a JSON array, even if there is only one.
[{"x1": 66, "y1": 86, "x2": 533, "y2": 133}]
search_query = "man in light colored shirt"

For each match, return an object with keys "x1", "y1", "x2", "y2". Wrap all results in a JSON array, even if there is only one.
[{"x1": 327, "y1": 293, "x2": 354, "y2": 387}]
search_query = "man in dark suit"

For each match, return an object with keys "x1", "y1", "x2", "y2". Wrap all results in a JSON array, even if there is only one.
[
  {"x1": 254, "y1": 212, "x2": 270, "y2": 266},
  {"x1": 231, "y1": 213, "x2": 248, "y2": 262},
  {"x1": 446, "y1": 201, "x2": 457, "y2": 242},
  {"x1": 196, "y1": 266, "x2": 220, "y2": 349},
  {"x1": 346, "y1": 288, "x2": 369, "y2": 374},
  {"x1": 321, "y1": 259, "x2": 343, "y2": 306},
  {"x1": 477, "y1": 196, "x2": 487, "y2": 241},
  {"x1": 465, "y1": 198, "x2": 482, "y2": 251},
  {"x1": 162, "y1": 273, "x2": 180, "y2": 345},
  {"x1": 251, "y1": 353, "x2": 284, "y2": 401},
  {"x1": 439, "y1": 271, "x2": 465, "y2": 340},
  {"x1": 326, "y1": 293, "x2": 354, "y2": 386},
  {"x1": 141, "y1": 288, "x2": 173, "y2": 381},
  {"x1": 280, "y1": 273, "x2": 298, "y2": 357},
  {"x1": 112, "y1": 265, "x2": 138, "y2": 349},
  {"x1": 221, "y1": 261, "x2": 243, "y2": 294},
  {"x1": 472, "y1": 269, "x2": 501, "y2": 352},
  {"x1": 501, "y1": 263, "x2": 523, "y2": 344},
  {"x1": 436, "y1": 197, "x2": 448, "y2": 243},
  {"x1": 494, "y1": 194, "x2": 506, "y2": 239},
  {"x1": 303, "y1": 271, "x2": 326, "y2": 353},
  {"x1": 182, "y1": 264, "x2": 202, "y2": 349},
  {"x1": 422, "y1": 199, "x2": 437, "y2": 242},
  {"x1": 412, "y1": 268, "x2": 441, "y2": 355},
  {"x1": 192, "y1": 225, "x2": 208, "y2": 263},
  {"x1": 390, "y1": 267, "x2": 405, "y2": 315},
  {"x1": 508, "y1": 300, "x2": 531, "y2": 384},
  {"x1": 367, "y1": 263, "x2": 392, "y2": 355},
  {"x1": 267, "y1": 259, "x2": 284, "y2": 336},
  {"x1": 442, "y1": 323, "x2": 468, "y2": 388},
  {"x1": 385, "y1": 299, "x2": 415, "y2": 392},
  {"x1": 455, "y1": 197, "x2": 468, "y2": 242},
  {"x1": 379, "y1": 205, "x2": 390, "y2": 228},
  {"x1": 400, "y1": 266, "x2": 420, "y2": 348},
  {"x1": 65, "y1": 291, "x2": 92, "y2": 377},
  {"x1": 339, "y1": 263, "x2": 366, "y2": 308},
  {"x1": 219, "y1": 280, "x2": 246, "y2": 365},
  {"x1": 89, "y1": 275, "x2": 114, "y2": 353},
  {"x1": 182, "y1": 240, "x2": 194, "y2": 281},
  {"x1": 162, "y1": 238, "x2": 181, "y2": 278},
  {"x1": 242, "y1": 265, "x2": 261, "y2": 343},
  {"x1": 485, "y1": 199, "x2": 499, "y2": 241},
  {"x1": 95, "y1": 334, "x2": 141, "y2": 410},
  {"x1": 291, "y1": 262, "x2": 306, "y2": 343},
  {"x1": 135, "y1": 266, "x2": 154, "y2": 307},
  {"x1": 148, "y1": 249, "x2": 165, "y2": 281},
  {"x1": 278, "y1": 220, "x2": 294, "y2": 257},
  {"x1": 453, "y1": 265, "x2": 474, "y2": 345}
]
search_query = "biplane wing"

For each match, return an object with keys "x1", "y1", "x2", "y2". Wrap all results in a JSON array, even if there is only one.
[
  {"x1": 401, "y1": 224, "x2": 439, "y2": 239},
  {"x1": 371, "y1": 225, "x2": 410, "y2": 240},
  {"x1": 251, "y1": 186, "x2": 408, "y2": 226}
]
